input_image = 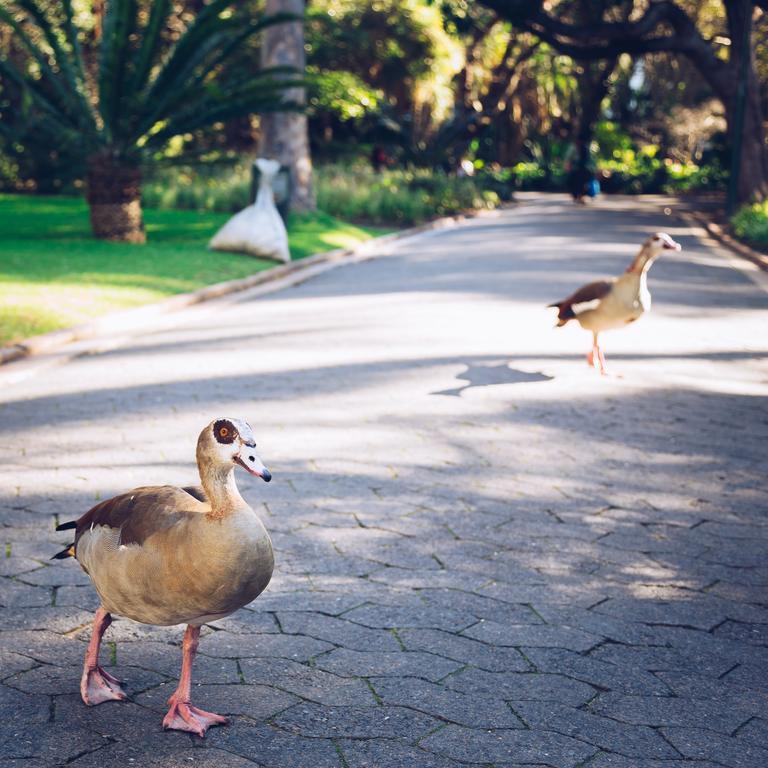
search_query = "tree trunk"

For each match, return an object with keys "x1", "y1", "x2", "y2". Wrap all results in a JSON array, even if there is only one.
[
  {"x1": 736, "y1": 72, "x2": 768, "y2": 202},
  {"x1": 724, "y1": 1, "x2": 768, "y2": 203},
  {"x1": 576, "y1": 58, "x2": 616, "y2": 146},
  {"x1": 86, "y1": 154, "x2": 146, "y2": 243},
  {"x1": 684, "y1": 0, "x2": 768, "y2": 204},
  {"x1": 258, "y1": 0, "x2": 315, "y2": 214}
]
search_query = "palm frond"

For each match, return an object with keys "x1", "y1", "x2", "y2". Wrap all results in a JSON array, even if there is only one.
[
  {"x1": 131, "y1": 10, "x2": 299, "y2": 145},
  {"x1": 131, "y1": 22, "x2": 242, "y2": 140},
  {"x1": 129, "y1": 0, "x2": 172, "y2": 95},
  {"x1": 144, "y1": 78, "x2": 303, "y2": 148},
  {"x1": 61, "y1": 0, "x2": 87, "y2": 85},
  {"x1": 0, "y1": 3, "x2": 85, "y2": 126},
  {"x1": 141, "y1": 0, "x2": 235, "y2": 106},
  {"x1": 98, "y1": 0, "x2": 138, "y2": 141},
  {"x1": 0, "y1": 55, "x2": 83, "y2": 138},
  {"x1": 195, "y1": 11, "x2": 301, "y2": 81},
  {"x1": 11, "y1": 0, "x2": 88, "y2": 111},
  {"x1": 0, "y1": 0, "x2": 304, "y2": 170}
]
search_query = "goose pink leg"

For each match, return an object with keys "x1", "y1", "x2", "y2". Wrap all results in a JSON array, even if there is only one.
[
  {"x1": 586, "y1": 333, "x2": 608, "y2": 375},
  {"x1": 81, "y1": 607, "x2": 127, "y2": 705},
  {"x1": 163, "y1": 625, "x2": 227, "y2": 737}
]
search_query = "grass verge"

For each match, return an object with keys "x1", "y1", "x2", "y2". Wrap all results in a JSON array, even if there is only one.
[{"x1": 0, "y1": 194, "x2": 387, "y2": 347}]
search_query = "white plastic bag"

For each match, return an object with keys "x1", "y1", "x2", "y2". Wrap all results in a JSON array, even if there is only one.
[{"x1": 209, "y1": 158, "x2": 291, "y2": 263}]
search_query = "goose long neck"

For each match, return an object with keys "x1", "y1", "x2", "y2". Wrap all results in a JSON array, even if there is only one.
[
  {"x1": 626, "y1": 244, "x2": 654, "y2": 275},
  {"x1": 626, "y1": 245, "x2": 651, "y2": 274},
  {"x1": 199, "y1": 460, "x2": 246, "y2": 518}
]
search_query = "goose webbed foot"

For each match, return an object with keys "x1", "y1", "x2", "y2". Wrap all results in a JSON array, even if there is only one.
[
  {"x1": 80, "y1": 666, "x2": 127, "y2": 705},
  {"x1": 586, "y1": 345, "x2": 609, "y2": 376},
  {"x1": 163, "y1": 697, "x2": 228, "y2": 737}
]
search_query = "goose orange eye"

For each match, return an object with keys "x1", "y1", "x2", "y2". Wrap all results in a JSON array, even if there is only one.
[{"x1": 213, "y1": 419, "x2": 236, "y2": 444}]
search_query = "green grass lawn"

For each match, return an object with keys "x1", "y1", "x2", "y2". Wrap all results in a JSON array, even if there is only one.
[{"x1": 0, "y1": 194, "x2": 387, "y2": 347}]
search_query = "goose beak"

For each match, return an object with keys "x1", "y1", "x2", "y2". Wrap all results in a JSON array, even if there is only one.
[
  {"x1": 663, "y1": 238, "x2": 681, "y2": 251},
  {"x1": 234, "y1": 451, "x2": 272, "y2": 482}
]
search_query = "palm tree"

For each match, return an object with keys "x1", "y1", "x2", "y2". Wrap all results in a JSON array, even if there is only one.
[{"x1": 0, "y1": 0, "x2": 298, "y2": 242}]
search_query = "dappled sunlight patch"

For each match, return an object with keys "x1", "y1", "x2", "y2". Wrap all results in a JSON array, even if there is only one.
[
  {"x1": 614, "y1": 561, "x2": 681, "y2": 582},
  {"x1": 286, "y1": 211, "x2": 388, "y2": 260},
  {"x1": 626, "y1": 583, "x2": 705, "y2": 599},
  {"x1": 0, "y1": 303, "x2": 63, "y2": 343},
  {"x1": 73, "y1": 272, "x2": 195, "y2": 292},
  {"x1": 0, "y1": 281, "x2": 169, "y2": 345}
]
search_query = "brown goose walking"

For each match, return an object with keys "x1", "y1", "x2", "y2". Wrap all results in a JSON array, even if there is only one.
[
  {"x1": 548, "y1": 232, "x2": 681, "y2": 374},
  {"x1": 54, "y1": 418, "x2": 273, "y2": 736}
]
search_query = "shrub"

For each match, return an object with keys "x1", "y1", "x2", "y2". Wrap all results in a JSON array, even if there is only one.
[
  {"x1": 142, "y1": 166, "x2": 251, "y2": 213},
  {"x1": 511, "y1": 162, "x2": 567, "y2": 192},
  {"x1": 316, "y1": 164, "x2": 502, "y2": 224},
  {"x1": 143, "y1": 164, "x2": 503, "y2": 225},
  {"x1": 731, "y1": 200, "x2": 768, "y2": 247}
]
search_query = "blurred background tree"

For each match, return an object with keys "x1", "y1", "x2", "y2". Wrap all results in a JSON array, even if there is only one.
[
  {"x1": 306, "y1": 0, "x2": 462, "y2": 161},
  {"x1": 1, "y1": 0, "x2": 765, "y2": 232},
  {"x1": 0, "y1": 0, "x2": 297, "y2": 241},
  {"x1": 479, "y1": 0, "x2": 766, "y2": 202}
]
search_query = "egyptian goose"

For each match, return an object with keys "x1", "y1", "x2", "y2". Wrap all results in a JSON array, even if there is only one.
[
  {"x1": 53, "y1": 418, "x2": 273, "y2": 736},
  {"x1": 548, "y1": 232, "x2": 681, "y2": 374}
]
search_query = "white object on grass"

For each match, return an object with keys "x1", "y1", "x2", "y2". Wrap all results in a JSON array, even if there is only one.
[{"x1": 209, "y1": 158, "x2": 290, "y2": 263}]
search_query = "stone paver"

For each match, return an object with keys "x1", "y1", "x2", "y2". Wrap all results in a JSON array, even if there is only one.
[{"x1": 0, "y1": 194, "x2": 767, "y2": 766}]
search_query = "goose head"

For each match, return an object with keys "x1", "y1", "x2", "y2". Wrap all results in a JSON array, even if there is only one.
[
  {"x1": 629, "y1": 232, "x2": 681, "y2": 273},
  {"x1": 647, "y1": 232, "x2": 681, "y2": 260},
  {"x1": 197, "y1": 418, "x2": 272, "y2": 482}
]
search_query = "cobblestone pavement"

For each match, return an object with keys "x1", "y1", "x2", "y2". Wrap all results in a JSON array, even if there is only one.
[{"x1": 1, "y1": 194, "x2": 767, "y2": 768}]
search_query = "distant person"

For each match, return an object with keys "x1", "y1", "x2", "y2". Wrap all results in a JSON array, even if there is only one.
[
  {"x1": 371, "y1": 145, "x2": 389, "y2": 172},
  {"x1": 565, "y1": 138, "x2": 596, "y2": 203}
]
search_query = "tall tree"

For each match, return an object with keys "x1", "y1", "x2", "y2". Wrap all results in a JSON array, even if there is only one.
[
  {"x1": 569, "y1": 2, "x2": 631, "y2": 149},
  {"x1": 0, "y1": 0, "x2": 295, "y2": 241},
  {"x1": 427, "y1": 26, "x2": 540, "y2": 170},
  {"x1": 306, "y1": 0, "x2": 462, "y2": 155},
  {"x1": 479, "y1": 0, "x2": 768, "y2": 202},
  {"x1": 258, "y1": 0, "x2": 315, "y2": 213}
]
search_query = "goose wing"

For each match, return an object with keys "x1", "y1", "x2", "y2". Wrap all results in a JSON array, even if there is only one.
[
  {"x1": 549, "y1": 279, "x2": 615, "y2": 324},
  {"x1": 54, "y1": 486, "x2": 205, "y2": 568}
]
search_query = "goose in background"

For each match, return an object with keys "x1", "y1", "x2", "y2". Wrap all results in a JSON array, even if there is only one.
[{"x1": 548, "y1": 232, "x2": 681, "y2": 374}]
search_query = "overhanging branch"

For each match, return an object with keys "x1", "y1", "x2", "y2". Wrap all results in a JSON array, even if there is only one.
[{"x1": 478, "y1": 0, "x2": 732, "y2": 97}]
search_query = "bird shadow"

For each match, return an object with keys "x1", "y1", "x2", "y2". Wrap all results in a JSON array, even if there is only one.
[{"x1": 431, "y1": 361, "x2": 554, "y2": 397}]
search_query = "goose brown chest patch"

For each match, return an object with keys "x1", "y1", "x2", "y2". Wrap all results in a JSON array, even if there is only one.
[{"x1": 214, "y1": 419, "x2": 237, "y2": 444}]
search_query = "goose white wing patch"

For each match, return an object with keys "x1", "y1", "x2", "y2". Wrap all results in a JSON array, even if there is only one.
[{"x1": 571, "y1": 298, "x2": 604, "y2": 316}]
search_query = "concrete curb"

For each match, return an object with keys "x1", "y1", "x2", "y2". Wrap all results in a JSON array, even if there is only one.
[{"x1": 0, "y1": 209, "x2": 489, "y2": 367}]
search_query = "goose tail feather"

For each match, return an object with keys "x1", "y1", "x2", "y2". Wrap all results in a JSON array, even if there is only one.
[{"x1": 51, "y1": 544, "x2": 75, "y2": 560}]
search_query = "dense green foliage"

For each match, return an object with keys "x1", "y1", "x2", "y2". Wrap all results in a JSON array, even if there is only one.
[
  {"x1": 731, "y1": 201, "x2": 768, "y2": 249},
  {"x1": 1, "y1": 1, "x2": 760, "y2": 232},
  {"x1": 0, "y1": 194, "x2": 383, "y2": 345},
  {"x1": 316, "y1": 165, "x2": 505, "y2": 224},
  {"x1": 306, "y1": 0, "x2": 461, "y2": 155},
  {"x1": 142, "y1": 164, "x2": 511, "y2": 225},
  {"x1": 143, "y1": 165, "x2": 252, "y2": 213},
  {"x1": 0, "y1": 0, "x2": 295, "y2": 189}
]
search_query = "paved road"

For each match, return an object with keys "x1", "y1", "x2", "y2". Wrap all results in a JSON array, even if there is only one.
[{"x1": 1, "y1": 194, "x2": 767, "y2": 768}]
